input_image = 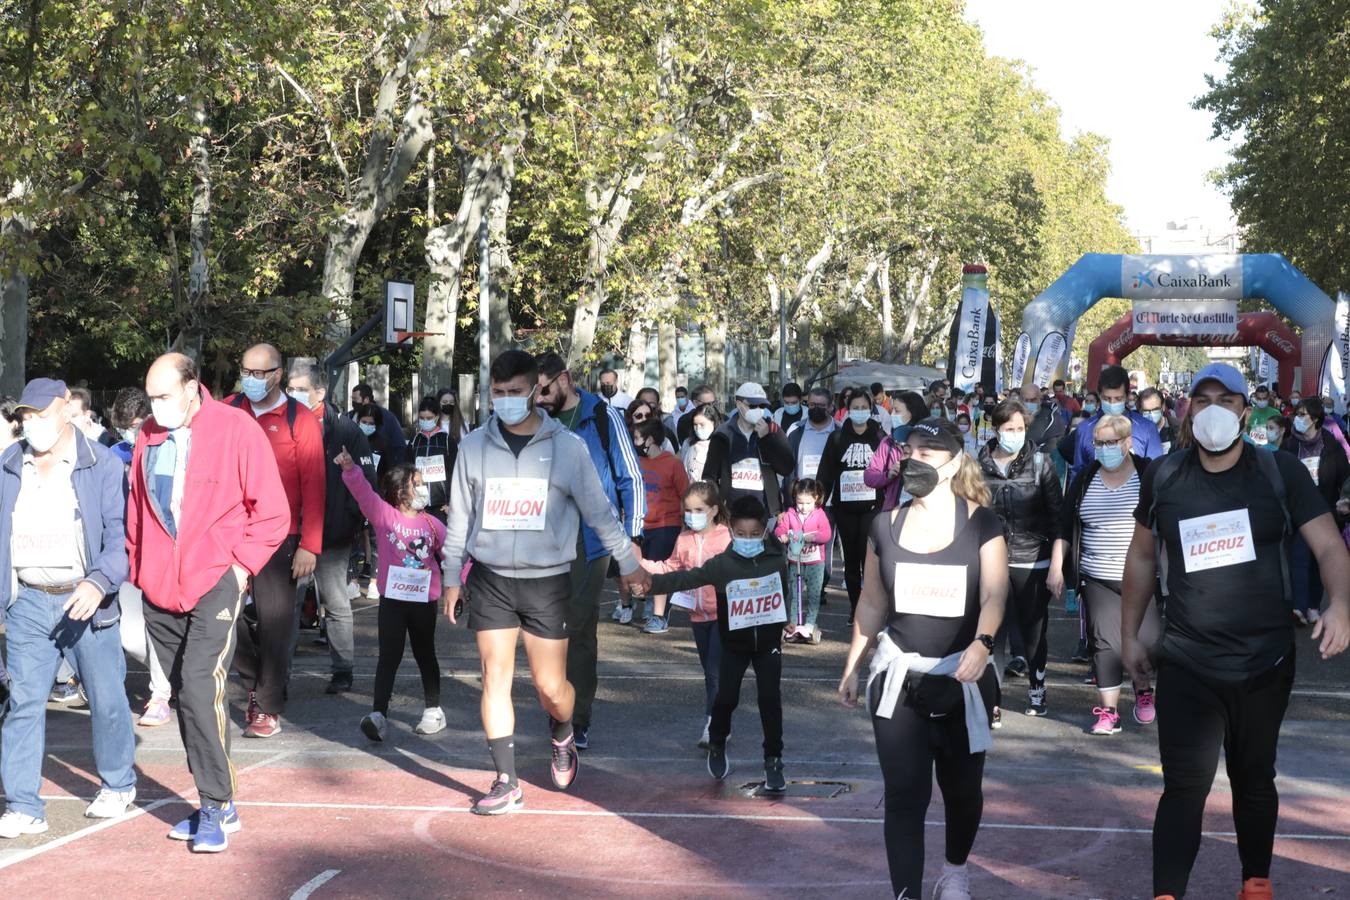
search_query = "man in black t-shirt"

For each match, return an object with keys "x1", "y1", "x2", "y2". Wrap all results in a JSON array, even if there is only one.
[{"x1": 1120, "y1": 363, "x2": 1350, "y2": 900}]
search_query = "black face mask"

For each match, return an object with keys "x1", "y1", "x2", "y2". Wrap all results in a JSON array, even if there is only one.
[
  {"x1": 599, "y1": 383, "x2": 617, "y2": 398},
  {"x1": 901, "y1": 458, "x2": 942, "y2": 498},
  {"x1": 440, "y1": 402, "x2": 454, "y2": 413},
  {"x1": 807, "y1": 407, "x2": 830, "y2": 425}
]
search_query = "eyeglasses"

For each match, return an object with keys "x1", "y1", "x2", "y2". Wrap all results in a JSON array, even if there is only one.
[
  {"x1": 741, "y1": 402, "x2": 769, "y2": 410},
  {"x1": 240, "y1": 366, "x2": 280, "y2": 380},
  {"x1": 1092, "y1": 438, "x2": 1125, "y2": 449}
]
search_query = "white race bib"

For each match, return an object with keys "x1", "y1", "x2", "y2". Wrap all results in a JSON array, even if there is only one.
[
  {"x1": 839, "y1": 469, "x2": 875, "y2": 503},
  {"x1": 669, "y1": 590, "x2": 698, "y2": 611},
  {"x1": 483, "y1": 478, "x2": 548, "y2": 530},
  {"x1": 726, "y1": 572, "x2": 786, "y2": 630},
  {"x1": 1162, "y1": 441, "x2": 1172, "y2": 454},
  {"x1": 792, "y1": 543, "x2": 823, "y2": 564},
  {"x1": 730, "y1": 458, "x2": 764, "y2": 493},
  {"x1": 11, "y1": 526, "x2": 78, "y2": 568},
  {"x1": 801, "y1": 453, "x2": 822, "y2": 481},
  {"x1": 1180, "y1": 509, "x2": 1257, "y2": 573},
  {"x1": 384, "y1": 565, "x2": 432, "y2": 602},
  {"x1": 1302, "y1": 456, "x2": 1320, "y2": 485},
  {"x1": 892, "y1": 563, "x2": 967, "y2": 617},
  {"x1": 415, "y1": 455, "x2": 446, "y2": 484}
]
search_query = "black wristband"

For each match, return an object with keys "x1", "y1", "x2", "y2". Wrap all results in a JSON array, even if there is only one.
[{"x1": 976, "y1": 633, "x2": 994, "y2": 652}]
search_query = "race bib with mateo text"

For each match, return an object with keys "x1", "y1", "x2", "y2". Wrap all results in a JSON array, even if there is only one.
[{"x1": 726, "y1": 571, "x2": 786, "y2": 630}]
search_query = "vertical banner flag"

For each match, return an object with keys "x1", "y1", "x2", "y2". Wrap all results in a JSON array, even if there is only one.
[
  {"x1": 947, "y1": 265, "x2": 990, "y2": 393},
  {"x1": 1032, "y1": 332, "x2": 1068, "y2": 389},
  {"x1": 1011, "y1": 332, "x2": 1032, "y2": 385},
  {"x1": 1320, "y1": 291, "x2": 1350, "y2": 415}
]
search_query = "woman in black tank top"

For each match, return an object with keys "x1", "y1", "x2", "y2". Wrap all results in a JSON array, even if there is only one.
[{"x1": 837, "y1": 419, "x2": 1008, "y2": 900}]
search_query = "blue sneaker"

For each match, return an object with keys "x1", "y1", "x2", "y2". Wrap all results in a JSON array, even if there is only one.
[
  {"x1": 642, "y1": 615, "x2": 669, "y2": 634},
  {"x1": 169, "y1": 802, "x2": 241, "y2": 844}
]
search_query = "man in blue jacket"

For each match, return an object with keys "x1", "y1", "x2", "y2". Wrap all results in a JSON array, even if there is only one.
[
  {"x1": 0, "y1": 379, "x2": 136, "y2": 838},
  {"x1": 536, "y1": 352, "x2": 645, "y2": 749},
  {"x1": 1068, "y1": 364, "x2": 1163, "y2": 480}
]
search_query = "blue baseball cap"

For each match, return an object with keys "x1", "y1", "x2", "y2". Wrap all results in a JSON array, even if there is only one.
[
  {"x1": 15, "y1": 378, "x2": 68, "y2": 413},
  {"x1": 1188, "y1": 363, "x2": 1247, "y2": 401}
]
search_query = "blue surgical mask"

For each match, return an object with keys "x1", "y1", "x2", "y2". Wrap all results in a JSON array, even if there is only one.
[
  {"x1": 1102, "y1": 400, "x2": 1126, "y2": 416},
  {"x1": 241, "y1": 375, "x2": 270, "y2": 403},
  {"x1": 998, "y1": 431, "x2": 1026, "y2": 455},
  {"x1": 1083, "y1": 402, "x2": 1098, "y2": 414},
  {"x1": 1144, "y1": 409, "x2": 1163, "y2": 424},
  {"x1": 493, "y1": 395, "x2": 532, "y2": 426},
  {"x1": 1024, "y1": 401, "x2": 1040, "y2": 416},
  {"x1": 1293, "y1": 415, "x2": 1312, "y2": 435},
  {"x1": 848, "y1": 409, "x2": 871, "y2": 426},
  {"x1": 359, "y1": 422, "x2": 377, "y2": 437},
  {"x1": 1095, "y1": 444, "x2": 1125, "y2": 469},
  {"x1": 732, "y1": 536, "x2": 765, "y2": 558},
  {"x1": 684, "y1": 511, "x2": 709, "y2": 531},
  {"x1": 1254, "y1": 399, "x2": 1269, "y2": 409},
  {"x1": 783, "y1": 402, "x2": 801, "y2": 415}
]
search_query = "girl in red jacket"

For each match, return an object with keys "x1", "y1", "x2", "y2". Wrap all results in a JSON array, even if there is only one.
[
  {"x1": 640, "y1": 481, "x2": 731, "y2": 748},
  {"x1": 774, "y1": 479, "x2": 833, "y2": 644}
]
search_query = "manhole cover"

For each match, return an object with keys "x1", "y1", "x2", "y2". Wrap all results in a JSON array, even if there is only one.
[{"x1": 738, "y1": 780, "x2": 853, "y2": 799}]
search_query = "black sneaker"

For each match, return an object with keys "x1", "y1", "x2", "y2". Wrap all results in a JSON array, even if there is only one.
[
  {"x1": 326, "y1": 672, "x2": 353, "y2": 694},
  {"x1": 573, "y1": 726, "x2": 589, "y2": 751},
  {"x1": 1071, "y1": 639, "x2": 1089, "y2": 663},
  {"x1": 707, "y1": 743, "x2": 731, "y2": 780},
  {"x1": 763, "y1": 757, "x2": 786, "y2": 792},
  {"x1": 1025, "y1": 687, "x2": 1048, "y2": 716},
  {"x1": 1004, "y1": 656, "x2": 1028, "y2": 679}
]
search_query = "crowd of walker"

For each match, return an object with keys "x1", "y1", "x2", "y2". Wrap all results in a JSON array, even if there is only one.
[{"x1": 0, "y1": 344, "x2": 1347, "y2": 900}]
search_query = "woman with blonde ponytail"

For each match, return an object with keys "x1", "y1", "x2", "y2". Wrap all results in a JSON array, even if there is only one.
[{"x1": 838, "y1": 417, "x2": 1008, "y2": 900}]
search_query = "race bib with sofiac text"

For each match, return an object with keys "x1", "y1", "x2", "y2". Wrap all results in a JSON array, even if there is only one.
[
  {"x1": 483, "y1": 478, "x2": 549, "y2": 530},
  {"x1": 384, "y1": 565, "x2": 432, "y2": 602},
  {"x1": 726, "y1": 572, "x2": 786, "y2": 630},
  {"x1": 1179, "y1": 509, "x2": 1257, "y2": 573},
  {"x1": 893, "y1": 563, "x2": 967, "y2": 617}
]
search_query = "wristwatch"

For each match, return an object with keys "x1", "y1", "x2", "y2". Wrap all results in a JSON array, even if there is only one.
[{"x1": 976, "y1": 634, "x2": 994, "y2": 652}]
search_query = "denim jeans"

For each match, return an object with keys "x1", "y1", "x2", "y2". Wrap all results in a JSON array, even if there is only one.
[
  {"x1": 2, "y1": 586, "x2": 136, "y2": 817},
  {"x1": 294, "y1": 542, "x2": 355, "y2": 674}
]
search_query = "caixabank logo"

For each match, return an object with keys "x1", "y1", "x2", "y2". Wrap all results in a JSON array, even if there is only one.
[
  {"x1": 1132, "y1": 268, "x2": 1233, "y2": 290},
  {"x1": 1130, "y1": 270, "x2": 1154, "y2": 290}
]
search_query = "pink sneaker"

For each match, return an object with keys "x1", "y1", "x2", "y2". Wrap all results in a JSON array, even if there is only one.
[
  {"x1": 1134, "y1": 688, "x2": 1157, "y2": 725},
  {"x1": 138, "y1": 698, "x2": 172, "y2": 727},
  {"x1": 1090, "y1": 706, "x2": 1121, "y2": 735}
]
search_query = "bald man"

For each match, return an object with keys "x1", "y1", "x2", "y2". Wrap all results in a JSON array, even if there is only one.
[
  {"x1": 226, "y1": 343, "x2": 327, "y2": 739},
  {"x1": 128, "y1": 353, "x2": 288, "y2": 851}
]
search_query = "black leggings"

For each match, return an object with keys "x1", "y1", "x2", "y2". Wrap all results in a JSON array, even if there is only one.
[
  {"x1": 1007, "y1": 566, "x2": 1050, "y2": 687},
  {"x1": 833, "y1": 507, "x2": 876, "y2": 611},
  {"x1": 1153, "y1": 655, "x2": 1294, "y2": 898},
  {"x1": 373, "y1": 597, "x2": 441, "y2": 715},
  {"x1": 871, "y1": 680, "x2": 986, "y2": 899},
  {"x1": 709, "y1": 640, "x2": 782, "y2": 756}
]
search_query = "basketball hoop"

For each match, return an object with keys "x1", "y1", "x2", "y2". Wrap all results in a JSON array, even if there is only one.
[{"x1": 394, "y1": 331, "x2": 442, "y2": 343}]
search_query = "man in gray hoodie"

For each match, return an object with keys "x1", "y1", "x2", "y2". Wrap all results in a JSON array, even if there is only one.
[{"x1": 440, "y1": 350, "x2": 647, "y2": 816}]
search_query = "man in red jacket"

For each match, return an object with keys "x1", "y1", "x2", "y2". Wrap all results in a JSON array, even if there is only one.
[
  {"x1": 129, "y1": 353, "x2": 289, "y2": 852},
  {"x1": 225, "y1": 343, "x2": 327, "y2": 738}
]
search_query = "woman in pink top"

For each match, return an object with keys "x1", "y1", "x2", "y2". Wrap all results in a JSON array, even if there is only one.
[
  {"x1": 336, "y1": 448, "x2": 447, "y2": 743},
  {"x1": 641, "y1": 482, "x2": 731, "y2": 748},
  {"x1": 774, "y1": 479, "x2": 833, "y2": 643}
]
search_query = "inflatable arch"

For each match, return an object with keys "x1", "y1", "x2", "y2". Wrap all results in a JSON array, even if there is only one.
[
  {"x1": 1085, "y1": 310, "x2": 1299, "y2": 397},
  {"x1": 1013, "y1": 254, "x2": 1338, "y2": 395}
]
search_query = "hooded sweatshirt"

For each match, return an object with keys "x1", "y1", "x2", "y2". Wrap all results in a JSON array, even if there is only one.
[
  {"x1": 441, "y1": 412, "x2": 640, "y2": 586},
  {"x1": 649, "y1": 536, "x2": 788, "y2": 651}
]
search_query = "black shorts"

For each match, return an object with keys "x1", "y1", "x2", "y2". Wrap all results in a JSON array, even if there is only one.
[
  {"x1": 641, "y1": 525, "x2": 680, "y2": 563},
  {"x1": 467, "y1": 566, "x2": 570, "y2": 639}
]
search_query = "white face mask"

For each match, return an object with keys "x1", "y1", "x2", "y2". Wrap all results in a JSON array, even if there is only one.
[
  {"x1": 152, "y1": 384, "x2": 195, "y2": 431},
  {"x1": 1191, "y1": 404, "x2": 1242, "y2": 453},
  {"x1": 742, "y1": 407, "x2": 766, "y2": 426},
  {"x1": 22, "y1": 415, "x2": 65, "y2": 453},
  {"x1": 409, "y1": 484, "x2": 431, "y2": 511},
  {"x1": 694, "y1": 423, "x2": 714, "y2": 441}
]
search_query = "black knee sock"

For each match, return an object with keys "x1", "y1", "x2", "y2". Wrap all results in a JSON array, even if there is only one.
[
  {"x1": 549, "y1": 715, "x2": 574, "y2": 743},
  {"x1": 488, "y1": 736, "x2": 517, "y2": 786}
]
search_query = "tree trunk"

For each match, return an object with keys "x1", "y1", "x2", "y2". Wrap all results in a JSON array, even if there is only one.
[
  {"x1": 567, "y1": 169, "x2": 646, "y2": 367},
  {"x1": 486, "y1": 162, "x2": 515, "y2": 361},
  {"x1": 657, "y1": 320, "x2": 678, "y2": 405},
  {"x1": 173, "y1": 97, "x2": 210, "y2": 360},
  {"x1": 878, "y1": 255, "x2": 893, "y2": 361},
  {"x1": 705, "y1": 318, "x2": 727, "y2": 402},
  {"x1": 0, "y1": 180, "x2": 31, "y2": 397},
  {"x1": 623, "y1": 317, "x2": 649, "y2": 395},
  {"x1": 897, "y1": 254, "x2": 938, "y2": 364}
]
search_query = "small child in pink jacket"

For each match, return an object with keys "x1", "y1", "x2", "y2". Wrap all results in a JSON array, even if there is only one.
[
  {"x1": 774, "y1": 478, "x2": 833, "y2": 644},
  {"x1": 641, "y1": 481, "x2": 731, "y2": 748}
]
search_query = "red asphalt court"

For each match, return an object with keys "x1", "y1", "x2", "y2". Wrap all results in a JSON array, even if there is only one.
[{"x1": 3, "y1": 756, "x2": 1348, "y2": 899}]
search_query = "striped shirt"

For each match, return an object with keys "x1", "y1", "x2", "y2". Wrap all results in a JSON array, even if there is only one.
[{"x1": 1078, "y1": 470, "x2": 1140, "y2": 581}]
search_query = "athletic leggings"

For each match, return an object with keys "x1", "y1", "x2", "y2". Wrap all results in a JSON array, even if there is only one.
[
  {"x1": 690, "y1": 621, "x2": 722, "y2": 717},
  {"x1": 373, "y1": 597, "x2": 441, "y2": 715},
  {"x1": 786, "y1": 561, "x2": 826, "y2": 628},
  {"x1": 1082, "y1": 575, "x2": 1160, "y2": 692},
  {"x1": 833, "y1": 507, "x2": 876, "y2": 611},
  {"x1": 1006, "y1": 566, "x2": 1050, "y2": 687},
  {"x1": 871, "y1": 674, "x2": 986, "y2": 899},
  {"x1": 1153, "y1": 655, "x2": 1294, "y2": 898},
  {"x1": 709, "y1": 640, "x2": 782, "y2": 756}
]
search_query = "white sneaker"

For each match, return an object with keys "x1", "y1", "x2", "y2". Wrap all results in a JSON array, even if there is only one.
[
  {"x1": 85, "y1": 787, "x2": 137, "y2": 819},
  {"x1": 610, "y1": 604, "x2": 624, "y2": 622},
  {"x1": 365, "y1": 580, "x2": 380, "y2": 600},
  {"x1": 931, "y1": 863, "x2": 971, "y2": 899},
  {"x1": 0, "y1": 810, "x2": 49, "y2": 838},
  {"x1": 360, "y1": 711, "x2": 388, "y2": 742},
  {"x1": 414, "y1": 707, "x2": 447, "y2": 735},
  {"x1": 618, "y1": 606, "x2": 633, "y2": 625},
  {"x1": 698, "y1": 717, "x2": 711, "y2": 749},
  {"x1": 346, "y1": 581, "x2": 360, "y2": 600}
]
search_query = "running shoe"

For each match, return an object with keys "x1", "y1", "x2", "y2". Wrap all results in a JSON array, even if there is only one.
[
  {"x1": 326, "y1": 672, "x2": 354, "y2": 694},
  {"x1": 49, "y1": 677, "x2": 81, "y2": 704},
  {"x1": 361, "y1": 711, "x2": 388, "y2": 742},
  {"x1": 1133, "y1": 688, "x2": 1157, "y2": 725},
  {"x1": 365, "y1": 579, "x2": 380, "y2": 600},
  {"x1": 1071, "y1": 639, "x2": 1090, "y2": 663},
  {"x1": 991, "y1": 707, "x2": 1002, "y2": 730},
  {"x1": 783, "y1": 630, "x2": 808, "y2": 645},
  {"x1": 346, "y1": 580, "x2": 360, "y2": 600},
  {"x1": 471, "y1": 778, "x2": 524, "y2": 816},
  {"x1": 573, "y1": 726, "x2": 589, "y2": 750},
  {"x1": 550, "y1": 734, "x2": 579, "y2": 790},
  {"x1": 138, "y1": 698, "x2": 172, "y2": 727},
  {"x1": 1237, "y1": 876, "x2": 1273, "y2": 900},
  {"x1": 707, "y1": 743, "x2": 731, "y2": 780},
  {"x1": 1004, "y1": 656, "x2": 1028, "y2": 679},
  {"x1": 243, "y1": 711, "x2": 281, "y2": 738},
  {"x1": 190, "y1": 804, "x2": 233, "y2": 853},
  {"x1": 1090, "y1": 706, "x2": 1122, "y2": 735},
  {"x1": 1292, "y1": 609, "x2": 1309, "y2": 626},
  {"x1": 0, "y1": 811, "x2": 48, "y2": 839},
  {"x1": 1307, "y1": 608, "x2": 1321, "y2": 625},
  {"x1": 85, "y1": 787, "x2": 137, "y2": 819},
  {"x1": 168, "y1": 802, "x2": 242, "y2": 841},
  {"x1": 245, "y1": 690, "x2": 260, "y2": 727},
  {"x1": 618, "y1": 606, "x2": 634, "y2": 625},
  {"x1": 1024, "y1": 687, "x2": 1048, "y2": 717},
  {"x1": 610, "y1": 603, "x2": 624, "y2": 622},
  {"x1": 642, "y1": 615, "x2": 669, "y2": 634},
  {"x1": 763, "y1": 757, "x2": 786, "y2": 793},
  {"x1": 810, "y1": 628, "x2": 822, "y2": 645},
  {"x1": 698, "y1": 717, "x2": 711, "y2": 749},
  {"x1": 414, "y1": 707, "x2": 447, "y2": 735},
  {"x1": 931, "y1": 862, "x2": 972, "y2": 899}
]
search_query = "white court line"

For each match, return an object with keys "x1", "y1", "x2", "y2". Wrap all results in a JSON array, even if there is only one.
[
  {"x1": 0, "y1": 797, "x2": 177, "y2": 871},
  {"x1": 290, "y1": 868, "x2": 342, "y2": 900}
]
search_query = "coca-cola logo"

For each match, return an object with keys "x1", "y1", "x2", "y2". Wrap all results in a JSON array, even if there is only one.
[
  {"x1": 1264, "y1": 330, "x2": 1295, "y2": 355},
  {"x1": 1107, "y1": 330, "x2": 1134, "y2": 355}
]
